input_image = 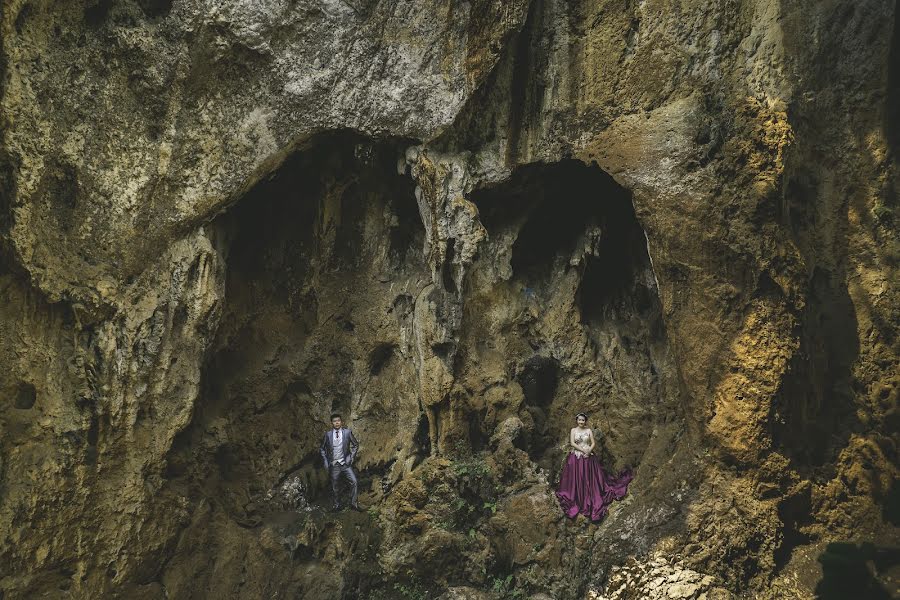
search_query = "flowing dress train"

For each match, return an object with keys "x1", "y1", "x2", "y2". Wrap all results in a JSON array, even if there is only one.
[{"x1": 556, "y1": 431, "x2": 633, "y2": 522}]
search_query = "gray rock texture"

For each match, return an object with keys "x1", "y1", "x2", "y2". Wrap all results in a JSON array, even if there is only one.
[{"x1": 1, "y1": 0, "x2": 897, "y2": 598}]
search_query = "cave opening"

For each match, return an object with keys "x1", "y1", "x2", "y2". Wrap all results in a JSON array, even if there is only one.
[
  {"x1": 470, "y1": 159, "x2": 670, "y2": 470},
  {"x1": 164, "y1": 132, "x2": 427, "y2": 527},
  {"x1": 474, "y1": 160, "x2": 624, "y2": 282},
  {"x1": 472, "y1": 159, "x2": 649, "y2": 306}
]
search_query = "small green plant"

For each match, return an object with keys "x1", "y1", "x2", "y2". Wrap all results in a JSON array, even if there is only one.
[
  {"x1": 873, "y1": 202, "x2": 895, "y2": 224},
  {"x1": 393, "y1": 581, "x2": 429, "y2": 600},
  {"x1": 366, "y1": 579, "x2": 431, "y2": 600},
  {"x1": 452, "y1": 456, "x2": 490, "y2": 478},
  {"x1": 489, "y1": 573, "x2": 525, "y2": 600},
  {"x1": 491, "y1": 574, "x2": 513, "y2": 593}
]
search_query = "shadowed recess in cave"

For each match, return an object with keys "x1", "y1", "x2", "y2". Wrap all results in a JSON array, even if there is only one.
[
  {"x1": 516, "y1": 355, "x2": 559, "y2": 459},
  {"x1": 771, "y1": 266, "x2": 861, "y2": 470},
  {"x1": 814, "y1": 542, "x2": 900, "y2": 600},
  {"x1": 13, "y1": 381, "x2": 35, "y2": 409},
  {"x1": 775, "y1": 163, "x2": 863, "y2": 473}
]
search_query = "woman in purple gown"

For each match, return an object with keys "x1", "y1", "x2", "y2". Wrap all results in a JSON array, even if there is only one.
[{"x1": 556, "y1": 413, "x2": 634, "y2": 522}]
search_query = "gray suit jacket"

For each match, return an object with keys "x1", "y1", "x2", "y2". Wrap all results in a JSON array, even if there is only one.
[{"x1": 320, "y1": 427, "x2": 359, "y2": 468}]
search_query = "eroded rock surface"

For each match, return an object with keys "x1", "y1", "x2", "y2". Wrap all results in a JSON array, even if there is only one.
[{"x1": 1, "y1": 0, "x2": 897, "y2": 598}]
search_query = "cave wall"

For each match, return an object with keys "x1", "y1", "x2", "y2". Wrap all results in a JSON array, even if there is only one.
[{"x1": 0, "y1": 0, "x2": 897, "y2": 598}]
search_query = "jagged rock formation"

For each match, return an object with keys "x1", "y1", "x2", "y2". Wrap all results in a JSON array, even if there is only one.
[{"x1": 0, "y1": 0, "x2": 897, "y2": 598}]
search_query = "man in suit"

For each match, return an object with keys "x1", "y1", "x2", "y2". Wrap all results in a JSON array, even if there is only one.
[{"x1": 320, "y1": 412, "x2": 361, "y2": 511}]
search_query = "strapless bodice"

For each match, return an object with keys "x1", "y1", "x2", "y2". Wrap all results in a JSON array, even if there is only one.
[{"x1": 572, "y1": 429, "x2": 591, "y2": 458}]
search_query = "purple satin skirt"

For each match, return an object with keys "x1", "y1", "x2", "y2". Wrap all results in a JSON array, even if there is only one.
[{"x1": 556, "y1": 453, "x2": 634, "y2": 522}]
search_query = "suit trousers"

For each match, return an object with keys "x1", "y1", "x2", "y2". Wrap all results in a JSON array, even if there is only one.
[{"x1": 329, "y1": 462, "x2": 358, "y2": 508}]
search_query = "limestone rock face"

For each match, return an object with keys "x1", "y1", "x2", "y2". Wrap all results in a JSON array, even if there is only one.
[{"x1": 1, "y1": 0, "x2": 897, "y2": 599}]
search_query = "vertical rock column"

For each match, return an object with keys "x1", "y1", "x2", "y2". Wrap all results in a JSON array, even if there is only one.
[{"x1": 407, "y1": 147, "x2": 485, "y2": 455}]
